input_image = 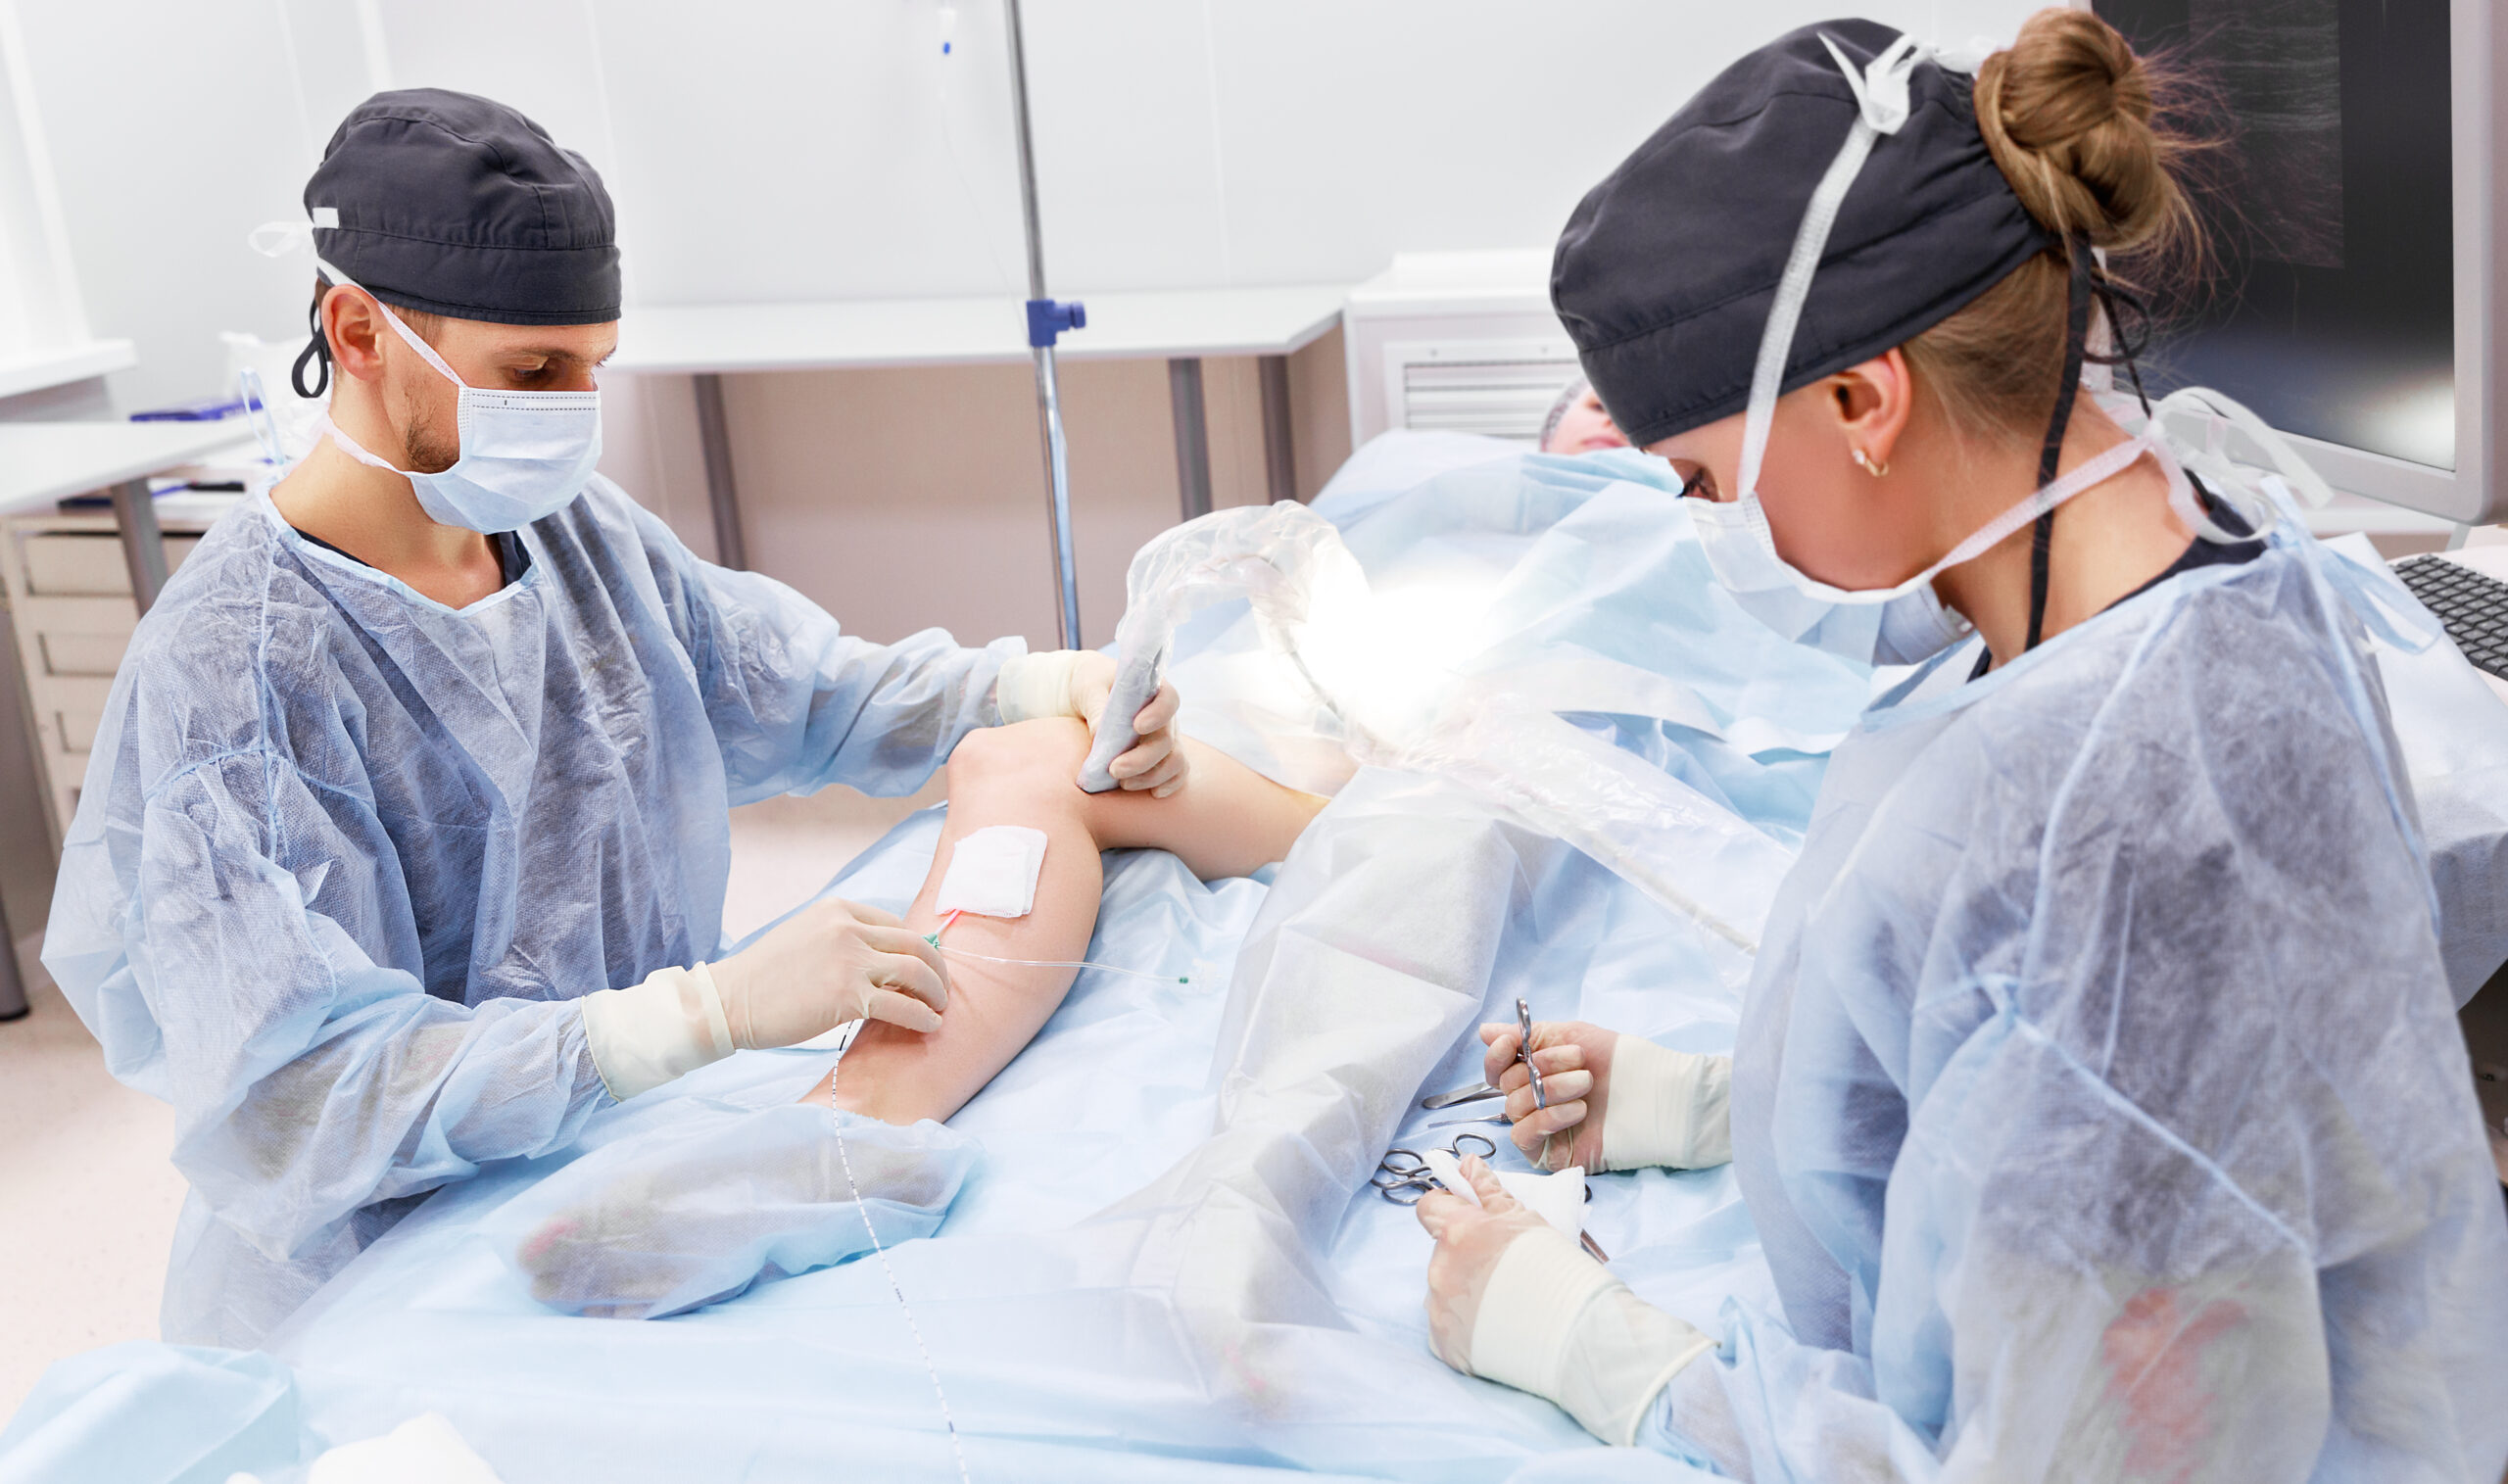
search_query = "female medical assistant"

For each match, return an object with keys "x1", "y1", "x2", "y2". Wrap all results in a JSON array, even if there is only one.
[
  {"x1": 41, "y1": 89, "x2": 1180, "y2": 1348},
  {"x1": 1417, "y1": 15, "x2": 2508, "y2": 1481}
]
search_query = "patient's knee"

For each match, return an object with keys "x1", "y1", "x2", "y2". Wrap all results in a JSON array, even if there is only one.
[{"x1": 947, "y1": 716, "x2": 1090, "y2": 799}]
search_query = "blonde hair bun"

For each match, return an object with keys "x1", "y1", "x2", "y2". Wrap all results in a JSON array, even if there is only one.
[{"x1": 1975, "y1": 8, "x2": 2192, "y2": 255}]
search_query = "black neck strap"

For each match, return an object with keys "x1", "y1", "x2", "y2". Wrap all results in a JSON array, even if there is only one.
[
  {"x1": 2089, "y1": 272, "x2": 2155, "y2": 418},
  {"x1": 291, "y1": 295, "x2": 332, "y2": 401},
  {"x1": 2023, "y1": 239, "x2": 2097, "y2": 653}
]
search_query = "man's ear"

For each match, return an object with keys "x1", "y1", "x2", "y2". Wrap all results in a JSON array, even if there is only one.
[
  {"x1": 1827, "y1": 348, "x2": 1915, "y2": 468},
  {"x1": 323, "y1": 288, "x2": 389, "y2": 384}
]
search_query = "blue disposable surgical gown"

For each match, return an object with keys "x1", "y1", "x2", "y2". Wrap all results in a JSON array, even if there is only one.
[
  {"x1": 41, "y1": 480, "x2": 1017, "y2": 1347},
  {"x1": 1646, "y1": 528, "x2": 2508, "y2": 1480}
]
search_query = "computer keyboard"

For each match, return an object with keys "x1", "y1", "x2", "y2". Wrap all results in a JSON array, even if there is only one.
[{"x1": 2391, "y1": 554, "x2": 2508, "y2": 682}]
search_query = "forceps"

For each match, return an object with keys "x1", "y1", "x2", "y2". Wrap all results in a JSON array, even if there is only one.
[
  {"x1": 1421, "y1": 998, "x2": 1546, "y2": 1112},
  {"x1": 1372, "y1": 1133, "x2": 1499, "y2": 1205}
]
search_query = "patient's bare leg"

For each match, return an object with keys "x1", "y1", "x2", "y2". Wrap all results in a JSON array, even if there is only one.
[{"x1": 802, "y1": 719, "x2": 1325, "y2": 1125}]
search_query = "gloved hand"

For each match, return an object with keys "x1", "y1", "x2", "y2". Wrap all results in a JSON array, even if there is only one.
[
  {"x1": 1417, "y1": 1155, "x2": 1713, "y2": 1445},
  {"x1": 1480, "y1": 1021, "x2": 1732, "y2": 1173},
  {"x1": 1417, "y1": 1153, "x2": 1555, "y2": 1373},
  {"x1": 995, "y1": 648, "x2": 1189, "y2": 796},
  {"x1": 712, "y1": 898, "x2": 949, "y2": 1048},
  {"x1": 579, "y1": 899, "x2": 947, "y2": 1103}
]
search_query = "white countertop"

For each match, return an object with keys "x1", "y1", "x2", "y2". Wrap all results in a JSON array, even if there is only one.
[
  {"x1": 606, "y1": 284, "x2": 1348, "y2": 375},
  {"x1": 0, "y1": 422, "x2": 260, "y2": 516}
]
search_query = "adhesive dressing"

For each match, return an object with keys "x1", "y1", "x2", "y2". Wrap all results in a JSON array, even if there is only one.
[{"x1": 934, "y1": 826, "x2": 1049, "y2": 919}]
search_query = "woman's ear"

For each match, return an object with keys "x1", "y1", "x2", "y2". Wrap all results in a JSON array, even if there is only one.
[{"x1": 1827, "y1": 349, "x2": 1916, "y2": 469}]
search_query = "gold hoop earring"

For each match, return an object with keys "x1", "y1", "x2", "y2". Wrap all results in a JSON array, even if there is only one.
[{"x1": 1853, "y1": 448, "x2": 1890, "y2": 478}]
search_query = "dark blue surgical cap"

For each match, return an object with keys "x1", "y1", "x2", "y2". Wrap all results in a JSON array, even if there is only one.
[
  {"x1": 1553, "y1": 20, "x2": 2055, "y2": 448},
  {"x1": 306, "y1": 88, "x2": 620, "y2": 326}
]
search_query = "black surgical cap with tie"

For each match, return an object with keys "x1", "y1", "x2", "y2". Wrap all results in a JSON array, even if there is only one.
[
  {"x1": 1551, "y1": 20, "x2": 2055, "y2": 451},
  {"x1": 294, "y1": 88, "x2": 619, "y2": 396}
]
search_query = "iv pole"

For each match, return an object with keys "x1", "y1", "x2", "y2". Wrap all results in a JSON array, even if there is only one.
[{"x1": 1000, "y1": 0, "x2": 1086, "y2": 649}]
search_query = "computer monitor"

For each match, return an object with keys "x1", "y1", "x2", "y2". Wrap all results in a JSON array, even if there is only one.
[{"x1": 2086, "y1": 0, "x2": 2505, "y2": 525}]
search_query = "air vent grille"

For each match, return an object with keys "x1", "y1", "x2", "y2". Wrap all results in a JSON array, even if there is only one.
[{"x1": 1387, "y1": 341, "x2": 1581, "y2": 443}]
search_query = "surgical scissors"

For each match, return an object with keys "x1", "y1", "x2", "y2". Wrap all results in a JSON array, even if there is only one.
[
  {"x1": 1377, "y1": 1136, "x2": 1613, "y2": 1263},
  {"x1": 1420, "y1": 997, "x2": 1546, "y2": 1113},
  {"x1": 1371, "y1": 1133, "x2": 1497, "y2": 1206}
]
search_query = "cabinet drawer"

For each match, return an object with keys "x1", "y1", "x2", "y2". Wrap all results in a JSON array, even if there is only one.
[
  {"x1": 16, "y1": 596, "x2": 140, "y2": 679},
  {"x1": 46, "y1": 675, "x2": 114, "y2": 755},
  {"x1": 38, "y1": 629, "x2": 131, "y2": 676},
  {"x1": 21, "y1": 533, "x2": 201, "y2": 596}
]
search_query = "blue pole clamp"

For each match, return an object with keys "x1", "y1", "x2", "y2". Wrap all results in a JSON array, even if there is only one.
[{"x1": 1026, "y1": 298, "x2": 1086, "y2": 349}]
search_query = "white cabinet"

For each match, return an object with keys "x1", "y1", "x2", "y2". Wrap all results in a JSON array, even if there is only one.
[
  {"x1": 1342, "y1": 252, "x2": 1583, "y2": 449},
  {"x1": 1, "y1": 512, "x2": 216, "y2": 841}
]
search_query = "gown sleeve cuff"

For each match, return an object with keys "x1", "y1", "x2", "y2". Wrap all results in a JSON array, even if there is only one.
[
  {"x1": 1468, "y1": 1223, "x2": 1716, "y2": 1446},
  {"x1": 1598, "y1": 1035, "x2": 1734, "y2": 1171},
  {"x1": 580, "y1": 962, "x2": 736, "y2": 1102},
  {"x1": 995, "y1": 649, "x2": 1085, "y2": 725}
]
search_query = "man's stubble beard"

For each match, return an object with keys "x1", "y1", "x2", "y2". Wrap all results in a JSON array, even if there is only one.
[{"x1": 399, "y1": 379, "x2": 460, "y2": 475}]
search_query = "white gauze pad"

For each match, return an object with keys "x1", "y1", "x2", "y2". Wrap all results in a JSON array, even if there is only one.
[
  {"x1": 1423, "y1": 1149, "x2": 1588, "y2": 1238},
  {"x1": 934, "y1": 825, "x2": 1050, "y2": 919}
]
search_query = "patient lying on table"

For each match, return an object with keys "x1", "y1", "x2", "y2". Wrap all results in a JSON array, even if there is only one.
[
  {"x1": 501, "y1": 718, "x2": 1326, "y2": 1318},
  {"x1": 801, "y1": 718, "x2": 1326, "y2": 1125}
]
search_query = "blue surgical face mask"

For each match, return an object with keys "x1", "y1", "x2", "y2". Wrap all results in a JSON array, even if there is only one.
[
  {"x1": 1689, "y1": 436, "x2": 2152, "y2": 666},
  {"x1": 314, "y1": 259, "x2": 602, "y2": 535}
]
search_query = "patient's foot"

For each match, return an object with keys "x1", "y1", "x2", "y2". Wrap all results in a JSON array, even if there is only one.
[{"x1": 496, "y1": 1100, "x2": 977, "y2": 1318}]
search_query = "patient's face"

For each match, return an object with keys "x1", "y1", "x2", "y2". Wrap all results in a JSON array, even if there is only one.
[{"x1": 1543, "y1": 389, "x2": 1628, "y2": 455}]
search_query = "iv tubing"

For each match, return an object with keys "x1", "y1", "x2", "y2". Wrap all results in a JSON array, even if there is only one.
[{"x1": 927, "y1": 911, "x2": 1186, "y2": 983}]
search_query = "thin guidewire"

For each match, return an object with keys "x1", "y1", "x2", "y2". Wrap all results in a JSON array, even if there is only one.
[
  {"x1": 929, "y1": 912, "x2": 1188, "y2": 983},
  {"x1": 828, "y1": 1102, "x2": 974, "y2": 1484},
  {"x1": 937, "y1": 943, "x2": 1187, "y2": 984}
]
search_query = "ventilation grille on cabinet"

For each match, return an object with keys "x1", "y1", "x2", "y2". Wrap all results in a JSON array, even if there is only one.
[{"x1": 1386, "y1": 340, "x2": 1583, "y2": 443}]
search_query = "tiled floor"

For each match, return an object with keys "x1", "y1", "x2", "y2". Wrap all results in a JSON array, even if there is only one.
[
  {"x1": 0, "y1": 933, "x2": 182, "y2": 1423},
  {"x1": 0, "y1": 780, "x2": 937, "y2": 1423}
]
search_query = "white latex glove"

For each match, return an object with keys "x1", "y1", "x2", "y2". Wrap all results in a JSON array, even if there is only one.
[
  {"x1": 1480, "y1": 1021, "x2": 1731, "y2": 1173},
  {"x1": 580, "y1": 899, "x2": 947, "y2": 1101},
  {"x1": 1418, "y1": 1156, "x2": 1714, "y2": 1446},
  {"x1": 713, "y1": 898, "x2": 949, "y2": 1048},
  {"x1": 995, "y1": 648, "x2": 1189, "y2": 796}
]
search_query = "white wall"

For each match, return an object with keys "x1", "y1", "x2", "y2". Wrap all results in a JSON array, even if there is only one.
[
  {"x1": 7, "y1": 0, "x2": 377, "y2": 413},
  {"x1": 371, "y1": 0, "x2": 2047, "y2": 304},
  {"x1": 15, "y1": 0, "x2": 2049, "y2": 408}
]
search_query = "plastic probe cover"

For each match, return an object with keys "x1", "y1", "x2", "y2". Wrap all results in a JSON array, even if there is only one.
[
  {"x1": 1080, "y1": 500, "x2": 1363, "y2": 794},
  {"x1": 1078, "y1": 645, "x2": 1164, "y2": 793}
]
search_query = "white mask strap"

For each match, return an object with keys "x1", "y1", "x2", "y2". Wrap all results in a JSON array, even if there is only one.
[
  {"x1": 1925, "y1": 434, "x2": 2152, "y2": 575},
  {"x1": 1735, "y1": 32, "x2": 1924, "y2": 502},
  {"x1": 314, "y1": 411, "x2": 406, "y2": 474},
  {"x1": 314, "y1": 256, "x2": 470, "y2": 391},
  {"x1": 247, "y1": 210, "x2": 334, "y2": 259}
]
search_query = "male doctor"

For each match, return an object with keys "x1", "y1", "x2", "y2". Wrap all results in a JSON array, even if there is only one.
[{"x1": 43, "y1": 88, "x2": 1181, "y2": 1346}]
